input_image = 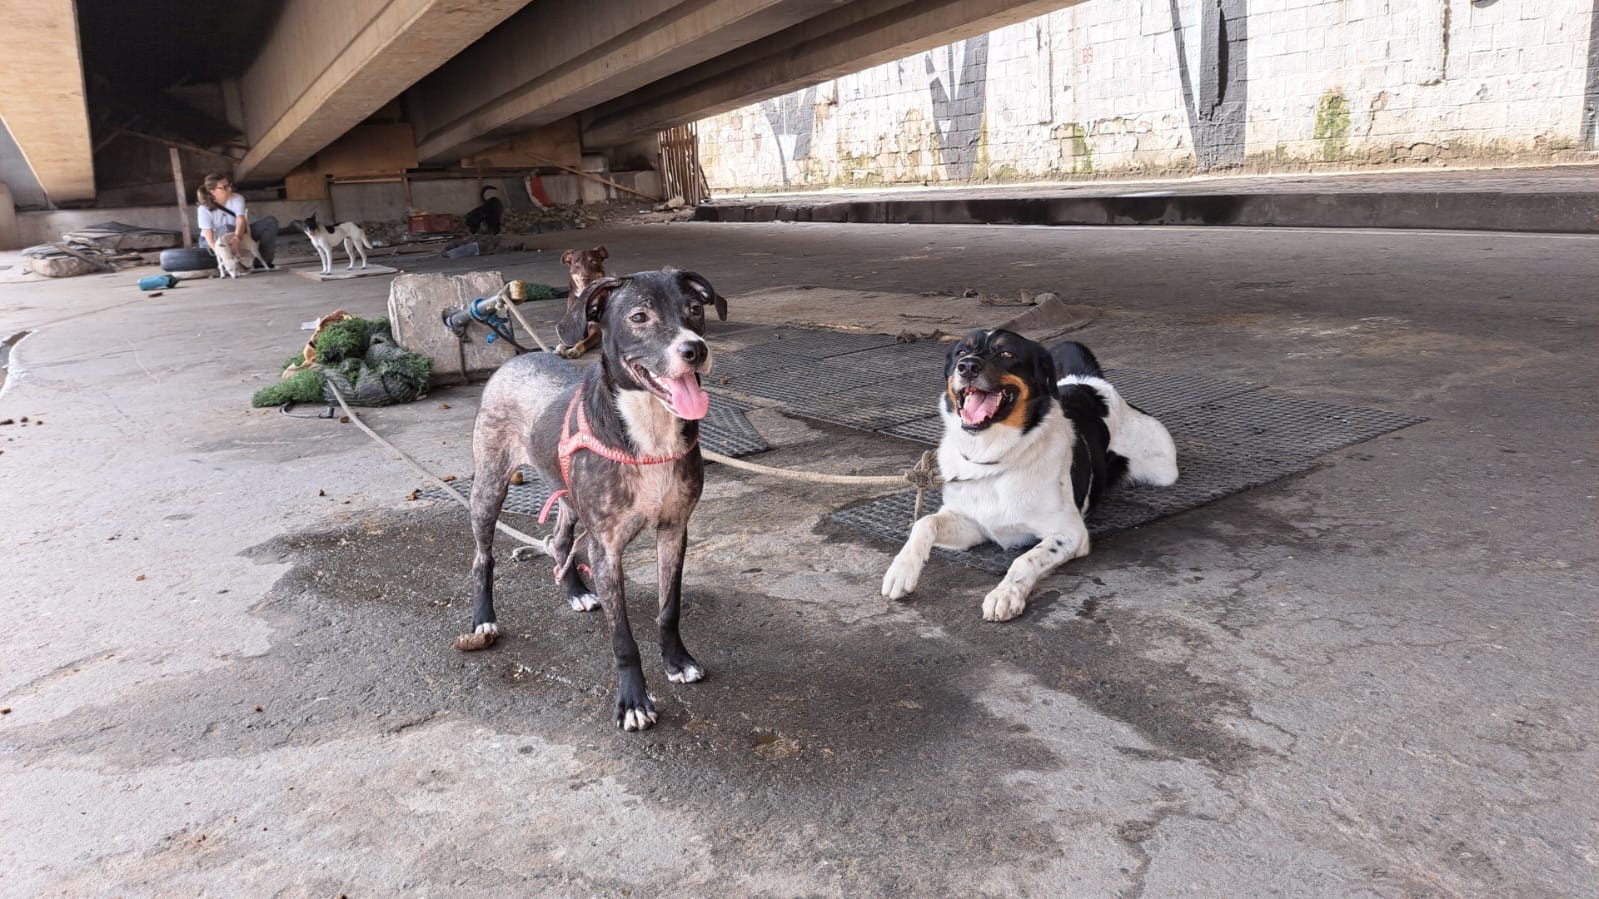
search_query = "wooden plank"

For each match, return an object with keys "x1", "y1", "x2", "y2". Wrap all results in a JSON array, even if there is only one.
[{"x1": 169, "y1": 146, "x2": 192, "y2": 248}]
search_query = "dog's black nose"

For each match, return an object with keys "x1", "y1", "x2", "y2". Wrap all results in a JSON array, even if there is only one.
[
  {"x1": 677, "y1": 340, "x2": 707, "y2": 366},
  {"x1": 956, "y1": 355, "x2": 983, "y2": 378}
]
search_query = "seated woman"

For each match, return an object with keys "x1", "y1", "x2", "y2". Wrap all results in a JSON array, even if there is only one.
[{"x1": 195, "y1": 173, "x2": 278, "y2": 269}]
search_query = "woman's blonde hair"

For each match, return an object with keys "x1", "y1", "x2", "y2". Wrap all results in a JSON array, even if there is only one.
[{"x1": 196, "y1": 172, "x2": 231, "y2": 211}]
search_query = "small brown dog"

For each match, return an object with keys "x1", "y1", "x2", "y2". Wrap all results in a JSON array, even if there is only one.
[{"x1": 557, "y1": 246, "x2": 608, "y2": 357}]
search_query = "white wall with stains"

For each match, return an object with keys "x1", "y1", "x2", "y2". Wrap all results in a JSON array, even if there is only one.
[{"x1": 697, "y1": 0, "x2": 1598, "y2": 192}]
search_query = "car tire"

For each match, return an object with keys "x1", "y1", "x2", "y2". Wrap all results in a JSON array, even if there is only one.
[{"x1": 160, "y1": 247, "x2": 216, "y2": 273}]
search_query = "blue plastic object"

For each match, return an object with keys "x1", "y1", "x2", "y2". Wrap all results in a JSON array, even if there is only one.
[{"x1": 138, "y1": 274, "x2": 178, "y2": 291}]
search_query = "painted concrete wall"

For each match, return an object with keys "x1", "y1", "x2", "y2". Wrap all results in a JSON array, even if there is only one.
[{"x1": 699, "y1": 0, "x2": 1599, "y2": 191}]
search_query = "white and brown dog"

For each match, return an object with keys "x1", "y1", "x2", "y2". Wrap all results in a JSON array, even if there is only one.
[
  {"x1": 213, "y1": 230, "x2": 267, "y2": 278},
  {"x1": 882, "y1": 329, "x2": 1178, "y2": 621}
]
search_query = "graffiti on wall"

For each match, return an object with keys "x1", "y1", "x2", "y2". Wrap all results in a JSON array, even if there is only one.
[
  {"x1": 1169, "y1": 0, "x2": 1249, "y2": 171},
  {"x1": 1585, "y1": 0, "x2": 1599, "y2": 148},
  {"x1": 760, "y1": 87, "x2": 818, "y2": 186},
  {"x1": 926, "y1": 35, "x2": 990, "y2": 180}
]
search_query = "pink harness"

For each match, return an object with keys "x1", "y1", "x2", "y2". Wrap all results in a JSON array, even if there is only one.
[{"x1": 537, "y1": 386, "x2": 698, "y2": 524}]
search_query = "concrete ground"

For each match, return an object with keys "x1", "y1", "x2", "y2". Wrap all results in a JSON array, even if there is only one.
[{"x1": 1, "y1": 220, "x2": 1595, "y2": 897}]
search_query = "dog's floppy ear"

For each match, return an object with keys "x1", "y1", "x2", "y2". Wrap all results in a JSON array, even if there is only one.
[
  {"x1": 675, "y1": 270, "x2": 727, "y2": 321},
  {"x1": 556, "y1": 276, "x2": 625, "y2": 346},
  {"x1": 560, "y1": 249, "x2": 576, "y2": 266},
  {"x1": 593, "y1": 245, "x2": 608, "y2": 261},
  {"x1": 1028, "y1": 347, "x2": 1059, "y2": 392}
]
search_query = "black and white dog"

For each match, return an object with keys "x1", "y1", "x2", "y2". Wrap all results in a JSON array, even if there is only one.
[
  {"x1": 463, "y1": 269, "x2": 728, "y2": 731},
  {"x1": 293, "y1": 212, "x2": 371, "y2": 275},
  {"x1": 882, "y1": 329, "x2": 1178, "y2": 621}
]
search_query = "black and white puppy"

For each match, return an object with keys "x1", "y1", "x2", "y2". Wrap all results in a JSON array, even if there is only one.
[
  {"x1": 882, "y1": 329, "x2": 1178, "y2": 621},
  {"x1": 464, "y1": 269, "x2": 727, "y2": 731}
]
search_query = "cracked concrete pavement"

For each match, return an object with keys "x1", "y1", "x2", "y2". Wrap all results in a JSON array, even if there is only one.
[{"x1": 1, "y1": 221, "x2": 1595, "y2": 896}]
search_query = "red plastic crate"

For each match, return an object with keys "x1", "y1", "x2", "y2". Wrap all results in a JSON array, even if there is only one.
[{"x1": 408, "y1": 213, "x2": 456, "y2": 234}]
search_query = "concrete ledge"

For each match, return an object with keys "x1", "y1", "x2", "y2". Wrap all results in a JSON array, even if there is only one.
[{"x1": 696, "y1": 191, "x2": 1599, "y2": 233}]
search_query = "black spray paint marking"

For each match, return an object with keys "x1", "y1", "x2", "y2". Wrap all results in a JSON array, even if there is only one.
[
  {"x1": 927, "y1": 34, "x2": 990, "y2": 181},
  {"x1": 1170, "y1": 0, "x2": 1249, "y2": 171},
  {"x1": 761, "y1": 87, "x2": 818, "y2": 187},
  {"x1": 1584, "y1": 0, "x2": 1599, "y2": 149}
]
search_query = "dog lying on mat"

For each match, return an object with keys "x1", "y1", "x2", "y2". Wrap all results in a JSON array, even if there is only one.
[
  {"x1": 882, "y1": 329, "x2": 1178, "y2": 621},
  {"x1": 461, "y1": 268, "x2": 727, "y2": 731}
]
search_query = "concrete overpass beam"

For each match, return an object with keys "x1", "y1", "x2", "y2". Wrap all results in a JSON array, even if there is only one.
[
  {"x1": 410, "y1": 0, "x2": 852, "y2": 164},
  {"x1": 0, "y1": 0, "x2": 95, "y2": 204},
  {"x1": 583, "y1": 0, "x2": 1082, "y2": 147},
  {"x1": 233, "y1": 0, "x2": 529, "y2": 184}
]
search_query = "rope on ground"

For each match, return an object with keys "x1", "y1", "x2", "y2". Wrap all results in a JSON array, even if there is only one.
[
  {"x1": 702, "y1": 447, "x2": 941, "y2": 519},
  {"x1": 324, "y1": 380, "x2": 555, "y2": 561},
  {"x1": 496, "y1": 285, "x2": 554, "y2": 354}
]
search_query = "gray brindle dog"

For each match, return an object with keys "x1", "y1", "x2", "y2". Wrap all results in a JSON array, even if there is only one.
[{"x1": 464, "y1": 268, "x2": 727, "y2": 731}]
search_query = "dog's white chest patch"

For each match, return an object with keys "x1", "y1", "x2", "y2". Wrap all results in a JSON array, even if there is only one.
[
  {"x1": 614, "y1": 388, "x2": 694, "y2": 515},
  {"x1": 937, "y1": 407, "x2": 1077, "y2": 546},
  {"x1": 615, "y1": 389, "x2": 687, "y2": 458}
]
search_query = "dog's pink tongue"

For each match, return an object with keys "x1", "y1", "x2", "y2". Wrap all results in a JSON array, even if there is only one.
[
  {"x1": 666, "y1": 374, "x2": 710, "y2": 420},
  {"x1": 961, "y1": 389, "x2": 1002, "y2": 425}
]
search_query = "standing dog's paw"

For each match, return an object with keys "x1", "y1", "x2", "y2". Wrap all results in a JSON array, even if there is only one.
[
  {"x1": 881, "y1": 554, "x2": 923, "y2": 600},
  {"x1": 665, "y1": 658, "x2": 705, "y2": 684},
  {"x1": 452, "y1": 621, "x2": 499, "y2": 651},
  {"x1": 981, "y1": 583, "x2": 1029, "y2": 622},
  {"x1": 616, "y1": 694, "x2": 659, "y2": 731}
]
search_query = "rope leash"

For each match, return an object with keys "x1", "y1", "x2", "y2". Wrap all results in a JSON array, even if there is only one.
[
  {"x1": 700, "y1": 448, "x2": 941, "y2": 517},
  {"x1": 321, "y1": 309, "x2": 944, "y2": 568},
  {"x1": 323, "y1": 381, "x2": 556, "y2": 562}
]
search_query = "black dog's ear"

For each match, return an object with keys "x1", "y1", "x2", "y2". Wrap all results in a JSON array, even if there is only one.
[
  {"x1": 557, "y1": 276, "x2": 624, "y2": 346},
  {"x1": 593, "y1": 245, "x2": 608, "y2": 261},
  {"x1": 560, "y1": 249, "x2": 576, "y2": 266},
  {"x1": 675, "y1": 270, "x2": 727, "y2": 321},
  {"x1": 1029, "y1": 347, "x2": 1059, "y2": 392}
]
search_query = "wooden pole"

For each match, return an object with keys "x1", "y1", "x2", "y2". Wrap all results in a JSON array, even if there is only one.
[{"x1": 169, "y1": 145, "x2": 192, "y2": 247}]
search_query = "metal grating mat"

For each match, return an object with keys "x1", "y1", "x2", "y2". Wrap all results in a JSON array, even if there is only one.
[
  {"x1": 415, "y1": 467, "x2": 557, "y2": 517},
  {"x1": 833, "y1": 397, "x2": 1423, "y2": 574},
  {"x1": 731, "y1": 327, "x2": 902, "y2": 358},
  {"x1": 1098, "y1": 369, "x2": 1259, "y2": 417},
  {"x1": 1163, "y1": 392, "x2": 1426, "y2": 461},
  {"x1": 699, "y1": 395, "x2": 771, "y2": 457}
]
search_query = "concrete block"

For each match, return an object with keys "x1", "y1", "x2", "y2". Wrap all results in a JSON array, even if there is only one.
[
  {"x1": 387, "y1": 270, "x2": 514, "y2": 386},
  {"x1": 0, "y1": 183, "x2": 18, "y2": 250}
]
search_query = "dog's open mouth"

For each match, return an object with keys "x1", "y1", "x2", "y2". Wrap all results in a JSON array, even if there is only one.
[
  {"x1": 629, "y1": 361, "x2": 710, "y2": 420},
  {"x1": 956, "y1": 384, "x2": 1017, "y2": 430}
]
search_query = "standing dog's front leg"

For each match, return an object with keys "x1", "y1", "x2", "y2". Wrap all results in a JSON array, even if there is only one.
[
  {"x1": 982, "y1": 518, "x2": 1090, "y2": 622},
  {"x1": 655, "y1": 521, "x2": 704, "y2": 684},
  {"x1": 881, "y1": 508, "x2": 986, "y2": 600},
  {"x1": 549, "y1": 500, "x2": 598, "y2": 612},
  {"x1": 589, "y1": 537, "x2": 656, "y2": 731}
]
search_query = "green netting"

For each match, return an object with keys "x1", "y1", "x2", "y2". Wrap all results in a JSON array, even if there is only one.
[{"x1": 252, "y1": 317, "x2": 432, "y2": 408}]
